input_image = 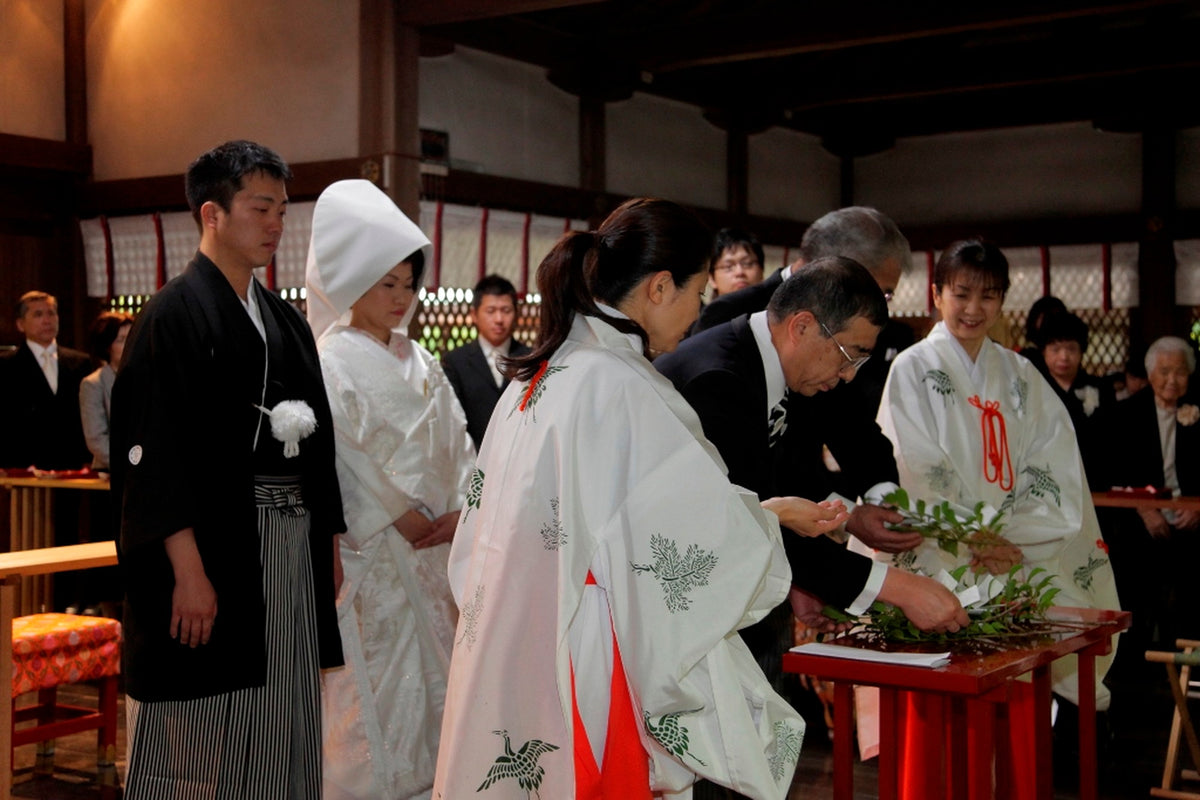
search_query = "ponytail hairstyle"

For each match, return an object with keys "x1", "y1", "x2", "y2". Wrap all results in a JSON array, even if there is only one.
[{"x1": 506, "y1": 198, "x2": 710, "y2": 381}]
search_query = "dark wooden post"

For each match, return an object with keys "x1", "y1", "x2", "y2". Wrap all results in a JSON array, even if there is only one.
[
  {"x1": 579, "y1": 95, "x2": 607, "y2": 228},
  {"x1": 1133, "y1": 129, "x2": 1178, "y2": 348}
]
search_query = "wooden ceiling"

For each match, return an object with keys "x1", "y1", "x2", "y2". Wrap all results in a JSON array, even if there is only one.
[{"x1": 406, "y1": 0, "x2": 1200, "y2": 155}]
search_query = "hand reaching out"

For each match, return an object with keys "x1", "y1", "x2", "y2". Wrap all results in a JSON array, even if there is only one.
[
  {"x1": 846, "y1": 503, "x2": 925, "y2": 554},
  {"x1": 761, "y1": 496, "x2": 850, "y2": 537}
]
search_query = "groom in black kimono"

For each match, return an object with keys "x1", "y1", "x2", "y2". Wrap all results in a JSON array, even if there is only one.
[{"x1": 111, "y1": 140, "x2": 345, "y2": 795}]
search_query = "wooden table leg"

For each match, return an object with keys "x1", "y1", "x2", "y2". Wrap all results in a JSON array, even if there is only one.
[
  {"x1": 966, "y1": 698, "x2": 995, "y2": 800},
  {"x1": 1078, "y1": 649, "x2": 1099, "y2": 800},
  {"x1": 1, "y1": 575, "x2": 17, "y2": 799},
  {"x1": 834, "y1": 682, "x2": 853, "y2": 800},
  {"x1": 879, "y1": 688, "x2": 898, "y2": 800},
  {"x1": 1032, "y1": 666, "x2": 1054, "y2": 800}
]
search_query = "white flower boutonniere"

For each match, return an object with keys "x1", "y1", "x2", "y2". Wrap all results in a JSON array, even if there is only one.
[
  {"x1": 255, "y1": 400, "x2": 318, "y2": 457},
  {"x1": 1075, "y1": 385, "x2": 1101, "y2": 417},
  {"x1": 1178, "y1": 404, "x2": 1199, "y2": 427}
]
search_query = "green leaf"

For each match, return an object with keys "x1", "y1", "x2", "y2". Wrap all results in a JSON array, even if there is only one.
[
  {"x1": 823, "y1": 606, "x2": 855, "y2": 622},
  {"x1": 938, "y1": 537, "x2": 959, "y2": 556},
  {"x1": 950, "y1": 564, "x2": 970, "y2": 581},
  {"x1": 915, "y1": 498, "x2": 926, "y2": 516}
]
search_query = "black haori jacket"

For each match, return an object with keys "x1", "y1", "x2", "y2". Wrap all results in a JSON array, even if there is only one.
[{"x1": 111, "y1": 253, "x2": 345, "y2": 701}]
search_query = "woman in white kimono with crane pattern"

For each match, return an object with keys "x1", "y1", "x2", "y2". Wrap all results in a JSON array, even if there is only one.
[
  {"x1": 434, "y1": 198, "x2": 855, "y2": 800},
  {"x1": 865, "y1": 238, "x2": 1119, "y2": 799},
  {"x1": 305, "y1": 180, "x2": 475, "y2": 799}
]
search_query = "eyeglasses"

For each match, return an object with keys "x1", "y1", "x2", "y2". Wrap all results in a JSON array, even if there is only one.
[
  {"x1": 714, "y1": 259, "x2": 760, "y2": 273},
  {"x1": 819, "y1": 320, "x2": 871, "y2": 375}
]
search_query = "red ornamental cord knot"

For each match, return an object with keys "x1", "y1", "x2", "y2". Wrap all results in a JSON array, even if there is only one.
[
  {"x1": 968, "y1": 395, "x2": 1013, "y2": 491},
  {"x1": 519, "y1": 360, "x2": 550, "y2": 412}
]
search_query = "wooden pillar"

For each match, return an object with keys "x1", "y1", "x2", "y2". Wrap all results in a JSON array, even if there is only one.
[
  {"x1": 726, "y1": 128, "x2": 748, "y2": 217},
  {"x1": 63, "y1": 0, "x2": 87, "y2": 146},
  {"x1": 579, "y1": 95, "x2": 606, "y2": 227},
  {"x1": 391, "y1": 24, "x2": 422, "y2": 222},
  {"x1": 358, "y1": 0, "x2": 387, "y2": 156},
  {"x1": 1134, "y1": 129, "x2": 1178, "y2": 348},
  {"x1": 839, "y1": 155, "x2": 855, "y2": 208}
]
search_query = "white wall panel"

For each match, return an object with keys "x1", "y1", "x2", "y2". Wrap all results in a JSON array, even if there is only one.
[{"x1": 607, "y1": 94, "x2": 724, "y2": 209}]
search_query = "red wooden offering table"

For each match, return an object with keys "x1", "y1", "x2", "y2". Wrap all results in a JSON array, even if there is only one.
[{"x1": 783, "y1": 607, "x2": 1130, "y2": 800}]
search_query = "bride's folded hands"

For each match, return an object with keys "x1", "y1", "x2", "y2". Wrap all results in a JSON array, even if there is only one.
[{"x1": 761, "y1": 496, "x2": 849, "y2": 537}]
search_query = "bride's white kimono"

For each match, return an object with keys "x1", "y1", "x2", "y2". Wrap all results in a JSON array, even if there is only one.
[
  {"x1": 433, "y1": 313, "x2": 805, "y2": 800},
  {"x1": 867, "y1": 322, "x2": 1119, "y2": 706},
  {"x1": 305, "y1": 179, "x2": 475, "y2": 799}
]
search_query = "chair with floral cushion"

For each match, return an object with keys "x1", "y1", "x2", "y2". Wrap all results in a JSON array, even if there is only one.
[
  {"x1": 10, "y1": 613, "x2": 121, "y2": 786},
  {"x1": 1147, "y1": 639, "x2": 1200, "y2": 799}
]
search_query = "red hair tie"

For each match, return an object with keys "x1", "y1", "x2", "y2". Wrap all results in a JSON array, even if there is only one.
[{"x1": 968, "y1": 395, "x2": 1013, "y2": 491}]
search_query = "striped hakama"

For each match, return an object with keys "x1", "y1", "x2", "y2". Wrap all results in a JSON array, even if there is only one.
[{"x1": 124, "y1": 478, "x2": 322, "y2": 799}]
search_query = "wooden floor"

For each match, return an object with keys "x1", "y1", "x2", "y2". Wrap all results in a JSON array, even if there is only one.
[{"x1": 6, "y1": 666, "x2": 1186, "y2": 799}]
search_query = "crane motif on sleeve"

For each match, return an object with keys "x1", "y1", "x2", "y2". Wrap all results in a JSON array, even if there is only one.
[{"x1": 477, "y1": 729, "x2": 559, "y2": 798}]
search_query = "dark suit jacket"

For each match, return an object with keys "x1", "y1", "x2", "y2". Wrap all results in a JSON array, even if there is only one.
[
  {"x1": 0, "y1": 341, "x2": 92, "y2": 469},
  {"x1": 1100, "y1": 389, "x2": 1200, "y2": 498},
  {"x1": 655, "y1": 315, "x2": 877, "y2": 610},
  {"x1": 442, "y1": 338, "x2": 532, "y2": 450},
  {"x1": 694, "y1": 269, "x2": 783, "y2": 333}
]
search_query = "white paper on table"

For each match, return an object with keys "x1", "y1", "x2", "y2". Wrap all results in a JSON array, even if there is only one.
[{"x1": 789, "y1": 641, "x2": 951, "y2": 668}]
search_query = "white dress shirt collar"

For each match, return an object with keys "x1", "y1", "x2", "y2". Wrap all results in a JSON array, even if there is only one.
[{"x1": 748, "y1": 311, "x2": 786, "y2": 416}]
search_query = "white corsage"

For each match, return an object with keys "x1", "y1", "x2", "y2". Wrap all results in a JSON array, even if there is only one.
[
  {"x1": 1075, "y1": 385, "x2": 1101, "y2": 417},
  {"x1": 1178, "y1": 404, "x2": 1199, "y2": 427},
  {"x1": 256, "y1": 400, "x2": 317, "y2": 457}
]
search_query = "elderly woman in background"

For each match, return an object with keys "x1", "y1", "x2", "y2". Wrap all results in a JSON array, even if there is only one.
[
  {"x1": 79, "y1": 310, "x2": 134, "y2": 471},
  {"x1": 1100, "y1": 336, "x2": 1200, "y2": 676}
]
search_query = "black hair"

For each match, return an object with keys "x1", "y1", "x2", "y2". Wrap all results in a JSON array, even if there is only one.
[
  {"x1": 405, "y1": 248, "x2": 426, "y2": 289},
  {"x1": 15, "y1": 290, "x2": 55, "y2": 320},
  {"x1": 767, "y1": 256, "x2": 889, "y2": 332},
  {"x1": 933, "y1": 239, "x2": 1010, "y2": 295},
  {"x1": 184, "y1": 140, "x2": 292, "y2": 226},
  {"x1": 507, "y1": 198, "x2": 709, "y2": 381},
  {"x1": 710, "y1": 228, "x2": 765, "y2": 274},
  {"x1": 1039, "y1": 311, "x2": 1089, "y2": 354},
  {"x1": 472, "y1": 274, "x2": 519, "y2": 309},
  {"x1": 87, "y1": 310, "x2": 135, "y2": 363},
  {"x1": 1025, "y1": 295, "x2": 1068, "y2": 344}
]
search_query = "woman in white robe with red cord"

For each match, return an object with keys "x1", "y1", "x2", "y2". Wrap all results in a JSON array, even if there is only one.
[
  {"x1": 434, "y1": 198, "x2": 854, "y2": 799},
  {"x1": 305, "y1": 179, "x2": 475, "y2": 799},
  {"x1": 863, "y1": 239, "x2": 1119, "y2": 799}
]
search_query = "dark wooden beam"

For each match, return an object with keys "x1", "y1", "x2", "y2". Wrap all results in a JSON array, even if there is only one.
[
  {"x1": 644, "y1": 0, "x2": 1184, "y2": 73},
  {"x1": 63, "y1": 0, "x2": 87, "y2": 146},
  {"x1": 80, "y1": 157, "x2": 369, "y2": 216},
  {"x1": 1133, "y1": 129, "x2": 1178, "y2": 347},
  {"x1": 579, "y1": 95, "x2": 606, "y2": 208},
  {"x1": 0, "y1": 134, "x2": 90, "y2": 174},
  {"x1": 391, "y1": 23, "x2": 422, "y2": 221},
  {"x1": 398, "y1": 0, "x2": 606, "y2": 27},
  {"x1": 359, "y1": 0, "x2": 388, "y2": 155}
]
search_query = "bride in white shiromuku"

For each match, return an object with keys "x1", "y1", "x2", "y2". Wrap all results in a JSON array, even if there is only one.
[{"x1": 306, "y1": 180, "x2": 475, "y2": 799}]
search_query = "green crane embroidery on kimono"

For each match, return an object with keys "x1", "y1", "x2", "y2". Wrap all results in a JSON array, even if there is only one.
[
  {"x1": 769, "y1": 721, "x2": 804, "y2": 782},
  {"x1": 463, "y1": 467, "x2": 485, "y2": 521},
  {"x1": 643, "y1": 708, "x2": 706, "y2": 766},
  {"x1": 1021, "y1": 464, "x2": 1061, "y2": 506},
  {"x1": 922, "y1": 369, "x2": 956, "y2": 405},
  {"x1": 1073, "y1": 552, "x2": 1110, "y2": 591},
  {"x1": 477, "y1": 730, "x2": 559, "y2": 798},
  {"x1": 631, "y1": 534, "x2": 718, "y2": 613}
]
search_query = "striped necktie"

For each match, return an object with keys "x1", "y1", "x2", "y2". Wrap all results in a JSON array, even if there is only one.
[{"x1": 767, "y1": 391, "x2": 789, "y2": 448}]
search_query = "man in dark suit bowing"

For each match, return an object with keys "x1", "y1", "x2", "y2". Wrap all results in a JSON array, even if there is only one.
[
  {"x1": 656, "y1": 258, "x2": 965, "y2": 674},
  {"x1": 442, "y1": 274, "x2": 531, "y2": 449},
  {"x1": 0, "y1": 290, "x2": 93, "y2": 470}
]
